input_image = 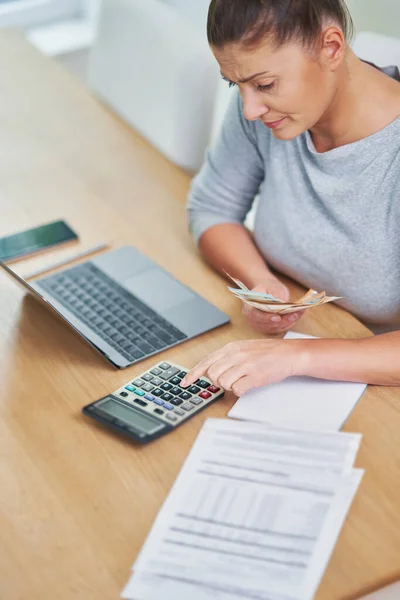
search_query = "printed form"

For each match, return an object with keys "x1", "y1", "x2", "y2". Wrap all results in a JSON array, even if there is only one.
[{"x1": 123, "y1": 420, "x2": 363, "y2": 600}]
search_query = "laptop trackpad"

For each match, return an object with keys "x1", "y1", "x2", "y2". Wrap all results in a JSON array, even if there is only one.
[{"x1": 123, "y1": 269, "x2": 194, "y2": 313}]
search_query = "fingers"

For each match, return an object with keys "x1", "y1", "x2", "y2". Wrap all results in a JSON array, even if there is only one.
[
  {"x1": 232, "y1": 375, "x2": 256, "y2": 397},
  {"x1": 244, "y1": 306, "x2": 305, "y2": 334},
  {"x1": 208, "y1": 363, "x2": 246, "y2": 391},
  {"x1": 182, "y1": 342, "x2": 247, "y2": 389},
  {"x1": 248, "y1": 312, "x2": 298, "y2": 331},
  {"x1": 181, "y1": 347, "x2": 231, "y2": 387}
]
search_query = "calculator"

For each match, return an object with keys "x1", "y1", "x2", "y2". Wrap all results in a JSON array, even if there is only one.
[{"x1": 82, "y1": 361, "x2": 224, "y2": 444}]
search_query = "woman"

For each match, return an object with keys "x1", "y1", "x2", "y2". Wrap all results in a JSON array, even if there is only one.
[{"x1": 181, "y1": 0, "x2": 400, "y2": 395}]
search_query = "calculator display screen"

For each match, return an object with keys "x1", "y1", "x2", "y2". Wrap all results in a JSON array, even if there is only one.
[{"x1": 99, "y1": 399, "x2": 164, "y2": 435}]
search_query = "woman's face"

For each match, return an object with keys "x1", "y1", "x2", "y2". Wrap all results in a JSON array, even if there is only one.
[{"x1": 212, "y1": 37, "x2": 341, "y2": 140}]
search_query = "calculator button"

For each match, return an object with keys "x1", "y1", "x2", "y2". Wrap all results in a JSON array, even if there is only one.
[
  {"x1": 153, "y1": 398, "x2": 164, "y2": 406},
  {"x1": 170, "y1": 386, "x2": 182, "y2": 396},
  {"x1": 188, "y1": 386, "x2": 201, "y2": 394},
  {"x1": 182, "y1": 402, "x2": 194, "y2": 411},
  {"x1": 159, "y1": 362, "x2": 171, "y2": 370},
  {"x1": 171, "y1": 398, "x2": 183, "y2": 406},
  {"x1": 138, "y1": 400, "x2": 148, "y2": 407},
  {"x1": 159, "y1": 367, "x2": 181, "y2": 380},
  {"x1": 180, "y1": 392, "x2": 192, "y2": 401},
  {"x1": 174, "y1": 408, "x2": 185, "y2": 416},
  {"x1": 142, "y1": 373, "x2": 154, "y2": 382},
  {"x1": 151, "y1": 376, "x2": 163, "y2": 386},
  {"x1": 170, "y1": 377, "x2": 182, "y2": 386},
  {"x1": 135, "y1": 389, "x2": 146, "y2": 397},
  {"x1": 190, "y1": 397, "x2": 204, "y2": 406},
  {"x1": 208, "y1": 385, "x2": 220, "y2": 393},
  {"x1": 196, "y1": 380, "x2": 210, "y2": 389},
  {"x1": 150, "y1": 367, "x2": 162, "y2": 376},
  {"x1": 161, "y1": 393, "x2": 174, "y2": 402},
  {"x1": 125, "y1": 384, "x2": 136, "y2": 392},
  {"x1": 142, "y1": 383, "x2": 154, "y2": 392},
  {"x1": 161, "y1": 382, "x2": 173, "y2": 391},
  {"x1": 133, "y1": 379, "x2": 145, "y2": 387},
  {"x1": 163, "y1": 403, "x2": 174, "y2": 411},
  {"x1": 166, "y1": 413, "x2": 178, "y2": 422},
  {"x1": 145, "y1": 394, "x2": 155, "y2": 401},
  {"x1": 153, "y1": 388, "x2": 164, "y2": 397},
  {"x1": 177, "y1": 371, "x2": 187, "y2": 379},
  {"x1": 134, "y1": 398, "x2": 142, "y2": 404},
  {"x1": 199, "y1": 391, "x2": 212, "y2": 399},
  {"x1": 120, "y1": 391, "x2": 129, "y2": 398},
  {"x1": 154, "y1": 408, "x2": 164, "y2": 415}
]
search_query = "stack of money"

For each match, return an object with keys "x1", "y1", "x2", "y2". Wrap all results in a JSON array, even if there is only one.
[{"x1": 227, "y1": 274, "x2": 342, "y2": 315}]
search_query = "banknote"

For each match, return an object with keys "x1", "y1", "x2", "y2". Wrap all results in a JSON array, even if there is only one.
[{"x1": 226, "y1": 273, "x2": 342, "y2": 315}]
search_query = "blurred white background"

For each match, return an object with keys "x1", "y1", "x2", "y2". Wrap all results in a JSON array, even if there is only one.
[{"x1": 0, "y1": 0, "x2": 398, "y2": 170}]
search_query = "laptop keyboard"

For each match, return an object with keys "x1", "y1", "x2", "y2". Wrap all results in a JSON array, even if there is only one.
[{"x1": 37, "y1": 263, "x2": 187, "y2": 363}]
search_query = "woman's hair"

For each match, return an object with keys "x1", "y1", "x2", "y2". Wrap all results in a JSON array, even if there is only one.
[{"x1": 207, "y1": 0, "x2": 354, "y2": 50}]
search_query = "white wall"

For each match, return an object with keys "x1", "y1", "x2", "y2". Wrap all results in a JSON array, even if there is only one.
[
  {"x1": 346, "y1": 0, "x2": 400, "y2": 38},
  {"x1": 160, "y1": 0, "x2": 209, "y2": 28},
  {"x1": 50, "y1": 0, "x2": 400, "y2": 84}
]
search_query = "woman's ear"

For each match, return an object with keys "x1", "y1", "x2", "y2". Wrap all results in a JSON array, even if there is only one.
[{"x1": 320, "y1": 26, "x2": 347, "y2": 71}]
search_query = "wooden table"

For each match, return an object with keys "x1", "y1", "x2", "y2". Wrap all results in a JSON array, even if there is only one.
[{"x1": 0, "y1": 31, "x2": 399, "y2": 600}]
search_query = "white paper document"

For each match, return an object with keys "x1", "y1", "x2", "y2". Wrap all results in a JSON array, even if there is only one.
[
  {"x1": 122, "y1": 419, "x2": 363, "y2": 600},
  {"x1": 228, "y1": 332, "x2": 367, "y2": 431}
]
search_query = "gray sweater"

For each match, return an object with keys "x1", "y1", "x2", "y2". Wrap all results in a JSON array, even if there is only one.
[{"x1": 188, "y1": 73, "x2": 400, "y2": 333}]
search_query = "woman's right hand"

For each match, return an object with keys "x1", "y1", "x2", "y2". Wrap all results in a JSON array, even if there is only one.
[{"x1": 242, "y1": 279, "x2": 305, "y2": 335}]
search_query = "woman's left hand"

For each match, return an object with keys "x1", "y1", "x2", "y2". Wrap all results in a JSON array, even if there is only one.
[{"x1": 181, "y1": 339, "x2": 306, "y2": 397}]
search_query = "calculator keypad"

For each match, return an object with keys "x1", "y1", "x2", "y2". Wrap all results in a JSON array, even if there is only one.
[{"x1": 114, "y1": 362, "x2": 223, "y2": 426}]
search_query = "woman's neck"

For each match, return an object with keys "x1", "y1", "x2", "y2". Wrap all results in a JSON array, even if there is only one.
[{"x1": 310, "y1": 50, "x2": 400, "y2": 153}]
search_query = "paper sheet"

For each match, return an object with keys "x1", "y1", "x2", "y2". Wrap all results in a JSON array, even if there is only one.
[
  {"x1": 228, "y1": 332, "x2": 367, "y2": 431},
  {"x1": 122, "y1": 419, "x2": 363, "y2": 600}
]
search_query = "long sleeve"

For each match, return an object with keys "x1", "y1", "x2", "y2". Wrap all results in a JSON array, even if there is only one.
[{"x1": 187, "y1": 90, "x2": 265, "y2": 245}]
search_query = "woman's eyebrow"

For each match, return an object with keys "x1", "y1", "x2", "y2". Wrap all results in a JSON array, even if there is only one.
[{"x1": 220, "y1": 70, "x2": 270, "y2": 84}]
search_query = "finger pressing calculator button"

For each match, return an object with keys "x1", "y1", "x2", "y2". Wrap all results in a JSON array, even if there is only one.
[
  {"x1": 161, "y1": 382, "x2": 173, "y2": 391},
  {"x1": 182, "y1": 402, "x2": 194, "y2": 411},
  {"x1": 180, "y1": 392, "x2": 192, "y2": 401},
  {"x1": 150, "y1": 367, "x2": 162, "y2": 376},
  {"x1": 154, "y1": 408, "x2": 164, "y2": 415},
  {"x1": 159, "y1": 367, "x2": 180, "y2": 380},
  {"x1": 199, "y1": 391, "x2": 212, "y2": 399},
  {"x1": 163, "y1": 403, "x2": 174, "y2": 411},
  {"x1": 196, "y1": 380, "x2": 210, "y2": 389},
  {"x1": 190, "y1": 397, "x2": 203, "y2": 405},
  {"x1": 159, "y1": 362, "x2": 171, "y2": 370},
  {"x1": 166, "y1": 414, "x2": 178, "y2": 422},
  {"x1": 208, "y1": 385, "x2": 221, "y2": 393},
  {"x1": 161, "y1": 393, "x2": 174, "y2": 402},
  {"x1": 188, "y1": 386, "x2": 201, "y2": 394},
  {"x1": 133, "y1": 379, "x2": 145, "y2": 387}
]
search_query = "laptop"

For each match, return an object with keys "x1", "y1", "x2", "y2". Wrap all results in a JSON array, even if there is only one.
[{"x1": 0, "y1": 245, "x2": 230, "y2": 368}]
